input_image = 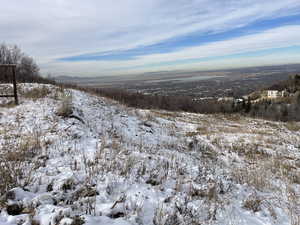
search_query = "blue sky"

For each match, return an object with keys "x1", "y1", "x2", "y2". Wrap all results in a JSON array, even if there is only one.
[
  {"x1": 59, "y1": 14, "x2": 300, "y2": 62},
  {"x1": 1, "y1": 0, "x2": 300, "y2": 76}
]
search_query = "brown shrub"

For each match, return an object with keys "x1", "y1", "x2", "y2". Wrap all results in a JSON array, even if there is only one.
[
  {"x1": 243, "y1": 193, "x2": 262, "y2": 212},
  {"x1": 0, "y1": 134, "x2": 41, "y2": 195},
  {"x1": 23, "y1": 86, "x2": 50, "y2": 100},
  {"x1": 56, "y1": 93, "x2": 73, "y2": 117}
]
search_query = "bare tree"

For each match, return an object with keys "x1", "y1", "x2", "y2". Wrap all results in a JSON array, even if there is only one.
[
  {"x1": 18, "y1": 55, "x2": 40, "y2": 79},
  {"x1": 0, "y1": 43, "x2": 40, "y2": 82}
]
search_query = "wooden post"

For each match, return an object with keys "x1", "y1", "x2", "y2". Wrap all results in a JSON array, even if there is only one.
[
  {"x1": 0, "y1": 64, "x2": 18, "y2": 105},
  {"x1": 12, "y1": 66, "x2": 18, "y2": 105}
]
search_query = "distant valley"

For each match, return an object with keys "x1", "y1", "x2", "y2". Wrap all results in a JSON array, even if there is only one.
[{"x1": 56, "y1": 64, "x2": 300, "y2": 98}]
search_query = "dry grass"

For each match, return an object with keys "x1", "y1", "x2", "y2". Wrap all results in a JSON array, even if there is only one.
[
  {"x1": 285, "y1": 185, "x2": 300, "y2": 225},
  {"x1": 56, "y1": 92, "x2": 73, "y2": 117},
  {"x1": 222, "y1": 113, "x2": 243, "y2": 122},
  {"x1": 233, "y1": 151, "x2": 299, "y2": 194},
  {"x1": 134, "y1": 110, "x2": 160, "y2": 124},
  {"x1": 0, "y1": 86, "x2": 16, "y2": 107},
  {"x1": 151, "y1": 110, "x2": 181, "y2": 121},
  {"x1": 196, "y1": 126, "x2": 210, "y2": 135},
  {"x1": 271, "y1": 157, "x2": 300, "y2": 184},
  {"x1": 285, "y1": 122, "x2": 300, "y2": 132},
  {"x1": 23, "y1": 86, "x2": 50, "y2": 100},
  {"x1": 251, "y1": 129, "x2": 274, "y2": 136},
  {"x1": 188, "y1": 123, "x2": 249, "y2": 137},
  {"x1": 0, "y1": 133, "x2": 42, "y2": 195},
  {"x1": 232, "y1": 164, "x2": 274, "y2": 192},
  {"x1": 230, "y1": 142, "x2": 270, "y2": 160},
  {"x1": 216, "y1": 125, "x2": 248, "y2": 134},
  {"x1": 0, "y1": 101, "x2": 17, "y2": 108},
  {"x1": 185, "y1": 123, "x2": 211, "y2": 137},
  {"x1": 185, "y1": 131, "x2": 200, "y2": 137},
  {"x1": 263, "y1": 121, "x2": 281, "y2": 129},
  {"x1": 243, "y1": 193, "x2": 262, "y2": 212}
]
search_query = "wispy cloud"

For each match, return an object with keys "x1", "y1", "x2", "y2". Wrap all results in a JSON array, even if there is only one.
[{"x1": 1, "y1": 0, "x2": 300, "y2": 76}]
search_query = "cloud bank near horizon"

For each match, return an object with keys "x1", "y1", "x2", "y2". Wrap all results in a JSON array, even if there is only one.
[{"x1": 1, "y1": 0, "x2": 300, "y2": 76}]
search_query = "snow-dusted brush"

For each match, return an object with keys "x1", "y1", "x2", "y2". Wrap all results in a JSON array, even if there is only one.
[{"x1": 0, "y1": 83, "x2": 299, "y2": 225}]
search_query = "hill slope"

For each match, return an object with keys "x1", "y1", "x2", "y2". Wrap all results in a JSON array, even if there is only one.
[{"x1": 0, "y1": 83, "x2": 299, "y2": 225}]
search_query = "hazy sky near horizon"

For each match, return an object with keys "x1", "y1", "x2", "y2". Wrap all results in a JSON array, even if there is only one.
[{"x1": 1, "y1": 0, "x2": 300, "y2": 77}]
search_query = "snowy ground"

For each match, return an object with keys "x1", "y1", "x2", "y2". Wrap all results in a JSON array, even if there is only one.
[{"x1": 0, "y1": 83, "x2": 299, "y2": 225}]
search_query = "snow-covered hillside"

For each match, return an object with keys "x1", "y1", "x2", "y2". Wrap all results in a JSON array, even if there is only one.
[{"x1": 0, "y1": 83, "x2": 299, "y2": 225}]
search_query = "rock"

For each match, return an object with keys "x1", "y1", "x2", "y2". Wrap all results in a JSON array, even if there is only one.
[
  {"x1": 61, "y1": 179, "x2": 75, "y2": 192},
  {"x1": 6, "y1": 190, "x2": 16, "y2": 200},
  {"x1": 7, "y1": 203, "x2": 23, "y2": 215},
  {"x1": 47, "y1": 183, "x2": 53, "y2": 192},
  {"x1": 32, "y1": 194, "x2": 55, "y2": 207},
  {"x1": 72, "y1": 186, "x2": 98, "y2": 201},
  {"x1": 146, "y1": 178, "x2": 160, "y2": 186},
  {"x1": 143, "y1": 121, "x2": 152, "y2": 128},
  {"x1": 108, "y1": 211, "x2": 125, "y2": 219},
  {"x1": 70, "y1": 215, "x2": 85, "y2": 225}
]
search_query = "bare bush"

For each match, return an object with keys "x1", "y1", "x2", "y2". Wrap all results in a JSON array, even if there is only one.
[
  {"x1": 56, "y1": 92, "x2": 73, "y2": 117},
  {"x1": 232, "y1": 163, "x2": 273, "y2": 192},
  {"x1": 23, "y1": 86, "x2": 51, "y2": 100},
  {"x1": 243, "y1": 193, "x2": 262, "y2": 212},
  {"x1": 0, "y1": 134, "x2": 41, "y2": 195},
  {"x1": 285, "y1": 185, "x2": 300, "y2": 225}
]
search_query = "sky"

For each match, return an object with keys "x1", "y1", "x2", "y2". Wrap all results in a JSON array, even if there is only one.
[{"x1": 1, "y1": 0, "x2": 300, "y2": 77}]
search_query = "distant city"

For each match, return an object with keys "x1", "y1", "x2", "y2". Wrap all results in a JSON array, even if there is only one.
[{"x1": 56, "y1": 64, "x2": 300, "y2": 98}]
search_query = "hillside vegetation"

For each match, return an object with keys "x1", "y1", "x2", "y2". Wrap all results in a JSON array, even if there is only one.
[
  {"x1": 0, "y1": 83, "x2": 299, "y2": 225},
  {"x1": 248, "y1": 75, "x2": 300, "y2": 121},
  {"x1": 268, "y1": 74, "x2": 300, "y2": 92},
  {"x1": 89, "y1": 75, "x2": 300, "y2": 122}
]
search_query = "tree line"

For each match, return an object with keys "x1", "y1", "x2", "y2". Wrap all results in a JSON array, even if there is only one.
[{"x1": 0, "y1": 43, "x2": 53, "y2": 83}]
